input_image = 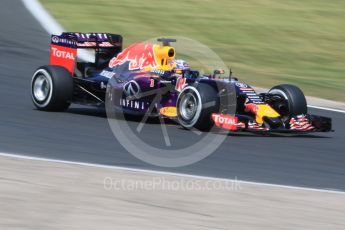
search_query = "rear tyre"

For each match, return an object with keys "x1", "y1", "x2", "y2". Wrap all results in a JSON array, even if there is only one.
[
  {"x1": 269, "y1": 84, "x2": 307, "y2": 118},
  {"x1": 177, "y1": 83, "x2": 219, "y2": 131},
  {"x1": 31, "y1": 65, "x2": 73, "y2": 111}
]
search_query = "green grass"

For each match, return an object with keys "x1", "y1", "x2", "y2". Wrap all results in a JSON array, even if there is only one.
[{"x1": 40, "y1": 0, "x2": 345, "y2": 101}]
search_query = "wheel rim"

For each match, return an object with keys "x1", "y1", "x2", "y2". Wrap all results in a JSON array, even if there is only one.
[
  {"x1": 33, "y1": 74, "x2": 50, "y2": 102},
  {"x1": 269, "y1": 88, "x2": 290, "y2": 121},
  {"x1": 180, "y1": 92, "x2": 198, "y2": 121}
]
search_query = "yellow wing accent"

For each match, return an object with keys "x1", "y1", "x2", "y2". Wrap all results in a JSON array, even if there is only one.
[{"x1": 255, "y1": 104, "x2": 280, "y2": 123}]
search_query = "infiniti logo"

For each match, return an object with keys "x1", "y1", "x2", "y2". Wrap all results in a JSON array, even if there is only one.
[
  {"x1": 123, "y1": 80, "x2": 141, "y2": 99},
  {"x1": 51, "y1": 36, "x2": 59, "y2": 43}
]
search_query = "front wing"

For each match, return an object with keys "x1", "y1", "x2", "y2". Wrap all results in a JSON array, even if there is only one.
[{"x1": 211, "y1": 113, "x2": 333, "y2": 133}]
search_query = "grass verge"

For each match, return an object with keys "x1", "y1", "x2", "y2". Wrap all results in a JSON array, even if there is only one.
[{"x1": 40, "y1": 0, "x2": 345, "y2": 101}]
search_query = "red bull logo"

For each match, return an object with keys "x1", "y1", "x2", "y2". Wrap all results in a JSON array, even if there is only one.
[
  {"x1": 245, "y1": 103, "x2": 280, "y2": 123},
  {"x1": 109, "y1": 43, "x2": 157, "y2": 70}
]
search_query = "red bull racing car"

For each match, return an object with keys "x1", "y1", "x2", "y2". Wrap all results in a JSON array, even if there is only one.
[{"x1": 30, "y1": 32, "x2": 332, "y2": 133}]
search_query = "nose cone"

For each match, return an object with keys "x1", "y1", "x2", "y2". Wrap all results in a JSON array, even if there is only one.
[{"x1": 263, "y1": 116, "x2": 283, "y2": 129}]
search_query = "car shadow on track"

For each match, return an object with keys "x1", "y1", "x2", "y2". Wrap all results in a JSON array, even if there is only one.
[
  {"x1": 67, "y1": 107, "x2": 107, "y2": 118},
  {"x1": 226, "y1": 132, "x2": 330, "y2": 138},
  {"x1": 67, "y1": 107, "x2": 176, "y2": 125},
  {"x1": 176, "y1": 127, "x2": 331, "y2": 138},
  {"x1": 67, "y1": 107, "x2": 330, "y2": 139}
]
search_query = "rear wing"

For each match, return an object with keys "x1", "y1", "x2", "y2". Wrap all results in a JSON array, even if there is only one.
[
  {"x1": 51, "y1": 32, "x2": 122, "y2": 48},
  {"x1": 50, "y1": 32, "x2": 122, "y2": 74}
]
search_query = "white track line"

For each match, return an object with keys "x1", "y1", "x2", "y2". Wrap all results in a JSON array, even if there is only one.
[
  {"x1": 21, "y1": 0, "x2": 63, "y2": 34},
  {"x1": 308, "y1": 105, "x2": 345, "y2": 114},
  {"x1": 1, "y1": 152, "x2": 344, "y2": 195},
  {"x1": 21, "y1": 0, "x2": 93, "y2": 62}
]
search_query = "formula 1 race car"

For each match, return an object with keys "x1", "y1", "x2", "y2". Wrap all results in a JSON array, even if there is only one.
[{"x1": 31, "y1": 32, "x2": 332, "y2": 133}]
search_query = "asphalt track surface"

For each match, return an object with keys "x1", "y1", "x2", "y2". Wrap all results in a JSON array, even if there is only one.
[{"x1": 1, "y1": 0, "x2": 344, "y2": 191}]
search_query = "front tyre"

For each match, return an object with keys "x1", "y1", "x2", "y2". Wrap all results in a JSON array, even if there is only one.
[
  {"x1": 31, "y1": 65, "x2": 73, "y2": 111},
  {"x1": 177, "y1": 83, "x2": 219, "y2": 131},
  {"x1": 269, "y1": 84, "x2": 307, "y2": 119}
]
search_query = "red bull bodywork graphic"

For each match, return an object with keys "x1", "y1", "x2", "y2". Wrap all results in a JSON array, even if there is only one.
[
  {"x1": 109, "y1": 43, "x2": 158, "y2": 70},
  {"x1": 109, "y1": 42, "x2": 176, "y2": 71},
  {"x1": 245, "y1": 103, "x2": 280, "y2": 124}
]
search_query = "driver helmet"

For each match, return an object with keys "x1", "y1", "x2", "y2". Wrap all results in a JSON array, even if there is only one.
[{"x1": 175, "y1": 59, "x2": 190, "y2": 70}]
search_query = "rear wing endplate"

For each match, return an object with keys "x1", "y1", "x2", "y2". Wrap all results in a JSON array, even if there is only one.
[{"x1": 49, "y1": 32, "x2": 122, "y2": 74}]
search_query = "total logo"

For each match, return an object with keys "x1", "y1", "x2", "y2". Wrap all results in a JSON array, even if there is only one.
[
  {"x1": 212, "y1": 114, "x2": 237, "y2": 125},
  {"x1": 211, "y1": 113, "x2": 238, "y2": 131},
  {"x1": 51, "y1": 47, "x2": 75, "y2": 60}
]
